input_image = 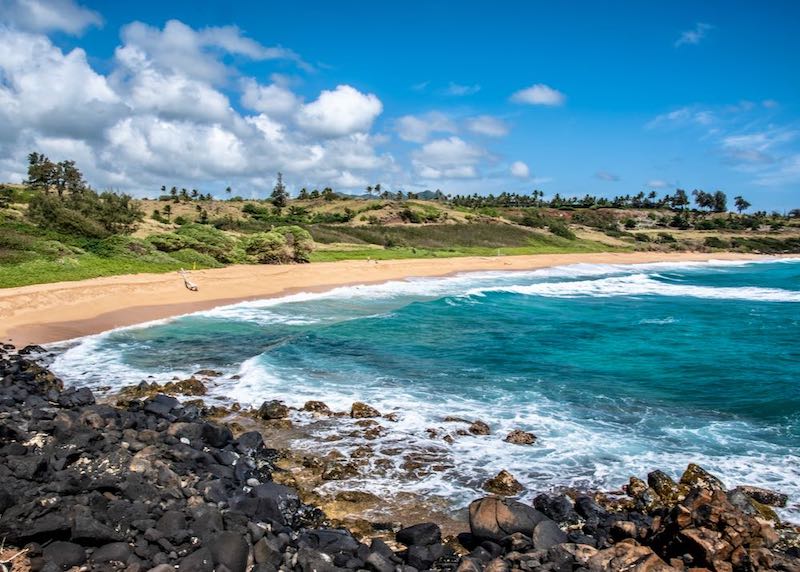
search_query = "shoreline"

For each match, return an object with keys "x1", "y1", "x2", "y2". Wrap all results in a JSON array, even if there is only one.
[{"x1": 0, "y1": 251, "x2": 773, "y2": 347}]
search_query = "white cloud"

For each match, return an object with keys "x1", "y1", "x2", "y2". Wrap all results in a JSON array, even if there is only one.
[
  {"x1": 296, "y1": 85, "x2": 383, "y2": 138},
  {"x1": 442, "y1": 82, "x2": 480, "y2": 96},
  {"x1": 675, "y1": 23, "x2": 713, "y2": 47},
  {"x1": 0, "y1": 28, "x2": 121, "y2": 140},
  {"x1": 0, "y1": 0, "x2": 102, "y2": 35},
  {"x1": 510, "y1": 161, "x2": 529, "y2": 178},
  {"x1": 118, "y1": 20, "x2": 307, "y2": 85},
  {"x1": 396, "y1": 112, "x2": 456, "y2": 143},
  {"x1": 466, "y1": 115, "x2": 509, "y2": 137},
  {"x1": 595, "y1": 171, "x2": 620, "y2": 181},
  {"x1": 241, "y1": 80, "x2": 300, "y2": 116},
  {"x1": 0, "y1": 21, "x2": 396, "y2": 194},
  {"x1": 412, "y1": 136, "x2": 484, "y2": 179},
  {"x1": 510, "y1": 84, "x2": 565, "y2": 106},
  {"x1": 646, "y1": 179, "x2": 671, "y2": 189}
]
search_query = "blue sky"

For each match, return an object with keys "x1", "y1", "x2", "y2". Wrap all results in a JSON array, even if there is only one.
[{"x1": 1, "y1": 0, "x2": 799, "y2": 209}]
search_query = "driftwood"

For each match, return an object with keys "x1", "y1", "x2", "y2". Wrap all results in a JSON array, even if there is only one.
[{"x1": 178, "y1": 269, "x2": 198, "y2": 291}]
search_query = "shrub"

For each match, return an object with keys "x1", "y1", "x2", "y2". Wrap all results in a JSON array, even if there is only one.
[
  {"x1": 704, "y1": 236, "x2": 729, "y2": 249},
  {"x1": 146, "y1": 232, "x2": 194, "y2": 252},
  {"x1": 243, "y1": 231, "x2": 293, "y2": 264},
  {"x1": 548, "y1": 220, "x2": 576, "y2": 240},
  {"x1": 274, "y1": 225, "x2": 314, "y2": 262},
  {"x1": 169, "y1": 248, "x2": 224, "y2": 268},
  {"x1": 27, "y1": 189, "x2": 143, "y2": 237},
  {"x1": 175, "y1": 224, "x2": 236, "y2": 262},
  {"x1": 624, "y1": 218, "x2": 636, "y2": 229}
]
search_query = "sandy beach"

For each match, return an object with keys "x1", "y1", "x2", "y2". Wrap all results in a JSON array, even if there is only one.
[{"x1": 0, "y1": 251, "x2": 769, "y2": 347}]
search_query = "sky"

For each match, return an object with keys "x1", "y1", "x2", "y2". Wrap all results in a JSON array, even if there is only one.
[{"x1": 0, "y1": 0, "x2": 799, "y2": 210}]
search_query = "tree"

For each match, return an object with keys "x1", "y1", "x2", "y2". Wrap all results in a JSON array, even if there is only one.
[
  {"x1": 225, "y1": 186, "x2": 232, "y2": 196},
  {"x1": 672, "y1": 189, "x2": 689, "y2": 211},
  {"x1": 692, "y1": 189, "x2": 714, "y2": 211},
  {"x1": 191, "y1": 189, "x2": 199, "y2": 200},
  {"x1": 170, "y1": 187, "x2": 178, "y2": 202},
  {"x1": 298, "y1": 187, "x2": 309, "y2": 200},
  {"x1": 734, "y1": 195, "x2": 751, "y2": 214},
  {"x1": 712, "y1": 190, "x2": 727, "y2": 213},
  {"x1": 163, "y1": 204, "x2": 172, "y2": 222},
  {"x1": 271, "y1": 172, "x2": 288, "y2": 211},
  {"x1": 365, "y1": 185, "x2": 373, "y2": 198}
]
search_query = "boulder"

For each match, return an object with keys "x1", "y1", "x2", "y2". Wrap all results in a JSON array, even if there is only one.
[
  {"x1": 587, "y1": 543, "x2": 677, "y2": 572},
  {"x1": 201, "y1": 421, "x2": 233, "y2": 448},
  {"x1": 679, "y1": 463, "x2": 725, "y2": 492},
  {"x1": 42, "y1": 541, "x2": 86, "y2": 570},
  {"x1": 504, "y1": 429, "x2": 536, "y2": 445},
  {"x1": 468, "y1": 420, "x2": 491, "y2": 435},
  {"x1": 181, "y1": 547, "x2": 215, "y2": 571},
  {"x1": 90, "y1": 542, "x2": 132, "y2": 564},
  {"x1": 533, "y1": 493, "x2": 579, "y2": 524},
  {"x1": 207, "y1": 531, "x2": 250, "y2": 572},
  {"x1": 350, "y1": 402, "x2": 380, "y2": 418},
  {"x1": 257, "y1": 400, "x2": 289, "y2": 420},
  {"x1": 734, "y1": 485, "x2": 788, "y2": 508},
  {"x1": 483, "y1": 470, "x2": 523, "y2": 496},
  {"x1": 531, "y1": 519, "x2": 567, "y2": 549},
  {"x1": 302, "y1": 400, "x2": 332, "y2": 415},
  {"x1": 396, "y1": 522, "x2": 442, "y2": 546},
  {"x1": 468, "y1": 496, "x2": 548, "y2": 541},
  {"x1": 648, "y1": 470, "x2": 686, "y2": 504}
]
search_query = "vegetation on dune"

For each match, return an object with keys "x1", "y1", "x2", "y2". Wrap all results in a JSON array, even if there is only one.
[{"x1": 1, "y1": 151, "x2": 799, "y2": 288}]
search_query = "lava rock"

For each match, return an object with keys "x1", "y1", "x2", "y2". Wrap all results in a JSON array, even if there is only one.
[
  {"x1": 469, "y1": 497, "x2": 548, "y2": 541},
  {"x1": 396, "y1": 522, "x2": 442, "y2": 546},
  {"x1": 503, "y1": 429, "x2": 536, "y2": 445},
  {"x1": 207, "y1": 531, "x2": 250, "y2": 572},
  {"x1": 483, "y1": 469, "x2": 523, "y2": 496},
  {"x1": 531, "y1": 519, "x2": 567, "y2": 550},
  {"x1": 350, "y1": 402, "x2": 380, "y2": 418},
  {"x1": 257, "y1": 400, "x2": 289, "y2": 420},
  {"x1": 42, "y1": 541, "x2": 86, "y2": 570}
]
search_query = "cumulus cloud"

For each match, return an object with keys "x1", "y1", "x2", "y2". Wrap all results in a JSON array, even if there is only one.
[
  {"x1": 595, "y1": 171, "x2": 620, "y2": 181},
  {"x1": 118, "y1": 20, "x2": 307, "y2": 84},
  {"x1": 0, "y1": 19, "x2": 396, "y2": 194},
  {"x1": 510, "y1": 83, "x2": 565, "y2": 106},
  {"x1": 675, "y1": 23, "x2": 713, "y2": 47},
  {"x1": 466, "y1": 116, "x2": 509, "y2": 137},
  {"x1": 0, "y1": 28, "x2": 122, "y2": 140},
  {"x1": 0, "y1": 0, "x2": 102, "y2": 35},
  {"x1": 296, "y1": 85, "x2": 383, "y2": 138},
  {"x1": 395, "y1": 112, "x2": 456, "y2": 143},
  {"x1": 241, "y1": 80, "x2": 300, "y2": 116},
  {"x1": 510, "y1": 161, "x2": 529, "y2": 178},
  {"x1": 412, "y1": 136, "x2": 484, "y2": 179}
]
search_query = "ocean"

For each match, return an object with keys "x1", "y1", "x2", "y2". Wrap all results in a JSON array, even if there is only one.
[{"x1": 47, "y1": 258, "x2": 800, "y2": 519}]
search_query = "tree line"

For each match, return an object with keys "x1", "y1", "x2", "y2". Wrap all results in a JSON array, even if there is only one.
[{"x1": 24, "y1": 152, "x2": 142, "y2": 237}]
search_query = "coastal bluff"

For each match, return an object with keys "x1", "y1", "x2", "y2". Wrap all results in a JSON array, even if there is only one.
[{"x1": 0, "y1": 345, "x2": 797, "y2": 571}]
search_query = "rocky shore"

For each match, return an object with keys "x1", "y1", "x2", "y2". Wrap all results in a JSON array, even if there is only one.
[{"x1": 1, "y1": 345, "x2": 798, "y2": 572}]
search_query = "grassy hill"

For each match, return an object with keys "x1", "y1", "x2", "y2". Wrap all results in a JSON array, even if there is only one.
[{"x1": 2, "y1": 182, "x2": 799, "y2": 288}]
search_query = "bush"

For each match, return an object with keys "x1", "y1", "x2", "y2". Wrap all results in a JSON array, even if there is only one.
[
  {"x1": 146, "y1": 232, "x2": 194, "y2": 252},
  {"x1": 90, "y1": 235, "x2": 175, "y2": 264},
  {"x1": 175, "y1": 224, "x2": 236, "y2": 262},
  {"x1": 27, "y1": 189, "x2": 143, "y2": 237},
  {"x1": 169, "y1": 248, "x2": 224, "y2": 268},
  {"x1": 274, "y1": 225, "x2": 314, "y2": 262},
  {"x1": 243, "y1": 231, "x2": 293, "y2": 264},
  {"x1": 704, "y1": 236, "x2": 729, "y2": 249},
  {"x1": 548, "y1": 220, "x2": 576, "y2": 240}
]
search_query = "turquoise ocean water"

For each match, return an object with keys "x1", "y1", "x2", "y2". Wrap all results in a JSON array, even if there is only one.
[{"x1": 48, "y1": 259, "x2": 800, "y2": 518}]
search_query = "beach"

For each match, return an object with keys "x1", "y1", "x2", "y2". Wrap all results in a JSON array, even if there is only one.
[{"x1": 0, "y1": 251, "x2": 767, "y2": 347}]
